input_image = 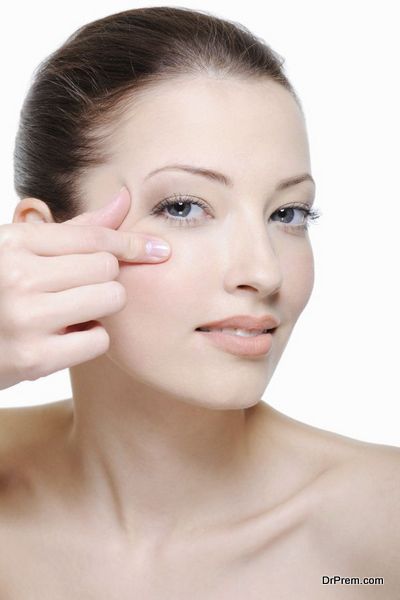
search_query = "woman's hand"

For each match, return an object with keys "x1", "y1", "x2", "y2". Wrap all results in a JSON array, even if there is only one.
[{"x1": 0, "y1": 186, "x2": 170, "y2": 391}]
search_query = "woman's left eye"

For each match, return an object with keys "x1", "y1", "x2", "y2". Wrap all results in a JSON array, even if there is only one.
[{"x1": 150, "y1": 194, "x2": 320, "y2": 230}]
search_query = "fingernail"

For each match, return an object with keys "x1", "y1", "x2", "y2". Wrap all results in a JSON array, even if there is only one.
[{"x1": 145, "y1": 239, "x2": 171, "y2": 258}]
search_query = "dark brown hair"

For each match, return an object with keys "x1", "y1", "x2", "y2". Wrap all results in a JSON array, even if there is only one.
[{"x1": 13, "y1": 6, "x2": 300, "y2": 222}]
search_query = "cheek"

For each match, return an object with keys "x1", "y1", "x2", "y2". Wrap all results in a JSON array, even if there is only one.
[
  {"x1": 102, "y1": 249, "x2": 208, "y2": 342},
  {"x1": 117, "y1": 263, "x2": 191, "y2": 324},
  {"x1": 100, "y1": 249, "x2": 212, "y2": 379},
  {"x1": 281, "y1": 243, "x2": 315, "y2": 316}
]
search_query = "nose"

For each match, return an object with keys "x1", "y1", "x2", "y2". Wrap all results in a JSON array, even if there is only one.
[{"x1": 223, "y1": 216, "x2": 283, "y2": 297}]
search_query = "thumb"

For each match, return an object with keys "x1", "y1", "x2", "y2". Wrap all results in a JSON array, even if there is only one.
[{"x1": 65, "y1": 186, "x2": 131, "y2": 229}]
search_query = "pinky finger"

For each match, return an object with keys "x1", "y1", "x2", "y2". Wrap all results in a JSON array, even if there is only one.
[{"x1": 33, "y1": 324, "x2": 110, "y2": 379}]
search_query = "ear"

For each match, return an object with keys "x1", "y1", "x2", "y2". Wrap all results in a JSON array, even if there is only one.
[{"x1": 12, "y1": 197, "x2": 55, "y2": 224}]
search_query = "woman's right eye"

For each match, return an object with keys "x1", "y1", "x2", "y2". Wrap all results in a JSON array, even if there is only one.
[
  {"x1": 150, "y1": 194, "x2": 212, "y2": 227},
  {"x1": 150, "y1": 194, "x2": 321, "y2": 232}
]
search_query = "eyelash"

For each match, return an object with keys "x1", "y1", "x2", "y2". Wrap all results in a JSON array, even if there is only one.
[{"x1": 150, "y1": 193, "x2": 321, "y2": 231}]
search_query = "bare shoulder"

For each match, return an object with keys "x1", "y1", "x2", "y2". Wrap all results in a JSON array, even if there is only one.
[
  {"x1": 311, "y1": 435, "x2": 400, "y2": 593},
  {"x1": 0, "y1": 399, "x2": 73, "y2": 468},
  {"x1": 263, "y1": 405, "x2": 400, "y2": 593},
  {"x1": 315, "y1": 437, "x2": 400, "y2": 524}
]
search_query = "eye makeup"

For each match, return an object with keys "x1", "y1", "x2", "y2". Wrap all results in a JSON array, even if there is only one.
[{"x1": 150, "y1": 192, "x2": 321, "y2": 231}]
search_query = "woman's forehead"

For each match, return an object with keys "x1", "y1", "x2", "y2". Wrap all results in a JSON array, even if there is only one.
[{"x1": 110, "y1": 76, "x2": 307, "y2": 161}]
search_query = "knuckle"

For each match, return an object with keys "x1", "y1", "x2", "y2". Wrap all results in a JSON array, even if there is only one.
[
  {"x1": 88, "y1": 227, "x2": 108, "y2": 250},
  {"x1": 14, "y1": 341, "x2": 40, "y2": 381},
  {"x1": 100, "y1": 252, "x2": 120, "y2": 280},
  {"x1": 0, "y1": 299, "x2": 27, "y2": 332},
  {"x1": 125, "y1": 233, "x2": 142, "y2": 258},
  {"x1": 0, "y1": 263, "x2": 25, "y2": 290},
  {"x1": 108, "y1": 280, "x2": 127, "y2": 306},
  {"x1": 0, "y1": 225, "x2": 21, "y2": 250}
]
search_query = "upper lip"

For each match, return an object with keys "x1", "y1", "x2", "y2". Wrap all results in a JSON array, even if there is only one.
[{"x1": 196, "y1": 314, "x2": 280, "y2": 331}]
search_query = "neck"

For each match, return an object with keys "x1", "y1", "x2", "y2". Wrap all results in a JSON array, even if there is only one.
[{"x1": 63, "y1": 355, "x2": 270, "y2": 545}]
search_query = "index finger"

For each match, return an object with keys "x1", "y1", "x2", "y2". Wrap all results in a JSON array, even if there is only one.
[{"x1": 11, "y1": 222, "x2": 171, "y2": 262}]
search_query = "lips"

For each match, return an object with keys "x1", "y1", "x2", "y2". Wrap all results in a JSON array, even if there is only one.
[{"x1": 195, "y1": 314, "x2": 280, "y2": 332}]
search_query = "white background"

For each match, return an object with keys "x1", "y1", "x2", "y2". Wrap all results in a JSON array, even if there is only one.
[{"x1": 0, "y1": 1, "x2": 399, "y2": 446}]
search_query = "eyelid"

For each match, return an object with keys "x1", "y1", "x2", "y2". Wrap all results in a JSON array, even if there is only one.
[
  {"x1": 150, "y1": 193, "x2": 213, "y2": 216},
  {"x1": 149, "y1": 194, "x2": 213, "y2": 228},
  {"x1": 151, "y1": 193, "x2": 321, "y2": 230}
]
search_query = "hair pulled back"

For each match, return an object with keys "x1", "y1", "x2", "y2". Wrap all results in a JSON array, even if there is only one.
[{"x1": 14, "y1": 6, "x2": 299, "y2": 222}]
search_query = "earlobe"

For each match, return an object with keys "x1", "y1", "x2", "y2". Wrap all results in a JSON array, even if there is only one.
[{"x1": 12, "y1": 197, "x2": 55, "y2": 224}]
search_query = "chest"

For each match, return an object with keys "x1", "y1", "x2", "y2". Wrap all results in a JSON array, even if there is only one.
[{"x1": 0, "y1": 522, "x2": 374, "y2": 600}]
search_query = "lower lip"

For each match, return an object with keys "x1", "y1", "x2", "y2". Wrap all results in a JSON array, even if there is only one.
[{"x1": 195, "y1": 329, "x2": 274, "y2": 357}]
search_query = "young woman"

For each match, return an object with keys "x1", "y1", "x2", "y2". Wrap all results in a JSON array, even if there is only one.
[{"x1": 0, "y1": 6, "x2": 398, "y2": 598}]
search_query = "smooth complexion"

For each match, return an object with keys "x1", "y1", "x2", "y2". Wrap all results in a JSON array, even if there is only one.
[
  {"x1": 15, "y1": 75, "x2": 316, "y2": 546},
  {"x1": 6, "y1": 75, "x2": 400, "y2": 599}
]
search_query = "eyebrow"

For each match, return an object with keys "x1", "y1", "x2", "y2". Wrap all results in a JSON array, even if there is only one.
[{"x1": 144, "y1": 163, "x2": 315, "y2": 191}]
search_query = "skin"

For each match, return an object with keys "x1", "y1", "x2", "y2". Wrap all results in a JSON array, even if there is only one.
[{"x1": 1, "y1": 76, "x2": 399, "y2": 598}]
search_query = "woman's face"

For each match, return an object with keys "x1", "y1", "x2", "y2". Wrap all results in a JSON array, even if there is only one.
[{"x1": 80, "y1": 76, "x2": 315, "y2": 409}]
